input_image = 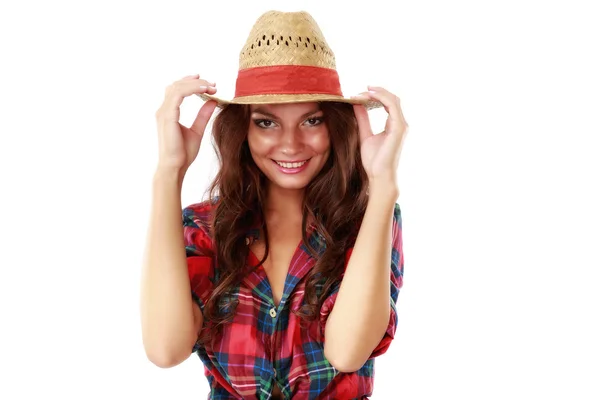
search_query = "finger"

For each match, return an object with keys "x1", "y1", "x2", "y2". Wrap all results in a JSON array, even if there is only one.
[
  {"x1": 351, "y1": 101, "x2": 373, "y2": 144},
  {"x1": 178, "y1": 75, "x2": 216, "y2": 88},
  {"x1": 180, "y1": 74, "x2": 217, "y2": 85},
  {"x1": 366, "y1": 86, "x2": 407, "y2": 126},
  {"x1": 162, "y1": 80, "x2": 217, "y2": 118},
  {"x1": 365, "y1": 87, "x2": 399, "y2": 116},
  {"x1": 362, "y1": 89, "x2": 408, "y2": 155},
  {"x1": 189, "y1": 100, "x2": 218, "y2": 136}
]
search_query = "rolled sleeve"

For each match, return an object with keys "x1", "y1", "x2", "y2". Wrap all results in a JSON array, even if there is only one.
[
  {"x1": 183, "y1": 204, "x2": 215, "y2": 353},
  {"x1": 182, "y1": 205, "x2": 215, "y2": 316}
]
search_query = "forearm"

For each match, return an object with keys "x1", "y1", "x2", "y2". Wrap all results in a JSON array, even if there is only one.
[
  {"x1": 140, "y1": 167, "x2": 197, "y2": 367},
  {"x1": 324, "y1": 181, "x2": 399, "y2": 372}
]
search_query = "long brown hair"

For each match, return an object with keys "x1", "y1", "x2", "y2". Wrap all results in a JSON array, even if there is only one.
[{"x1": 199, "y1": 101, "x2": 369, "y2": 346}]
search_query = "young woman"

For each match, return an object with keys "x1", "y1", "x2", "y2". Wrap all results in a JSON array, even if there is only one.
[{"x1": 141, "y1": 10, "x2": 408, "y2": 399}]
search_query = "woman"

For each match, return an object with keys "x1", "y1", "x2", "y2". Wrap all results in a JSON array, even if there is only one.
[{"x1": 141, "y1": 10, "x2": 408, "y2": 400}]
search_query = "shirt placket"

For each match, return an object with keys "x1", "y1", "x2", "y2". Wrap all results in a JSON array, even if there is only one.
[
  {"x1": 270, "y1": 305, "x2": 281, "y2": 386},
  {"x1": 243, "y1": 227, "x2": 323, "y2": 398}
]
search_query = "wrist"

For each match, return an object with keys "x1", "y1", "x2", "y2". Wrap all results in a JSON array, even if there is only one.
[
  {"x1": 368, "y1": 177, "x2": 399, "y2": 201},
  {"x1": 153, "y1": 165, "x2": 185, "y2": 188}
]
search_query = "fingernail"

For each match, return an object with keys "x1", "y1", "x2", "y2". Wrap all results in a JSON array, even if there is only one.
[{"x1": 199, "y1": 85, "x2": 207, "y2": 90}]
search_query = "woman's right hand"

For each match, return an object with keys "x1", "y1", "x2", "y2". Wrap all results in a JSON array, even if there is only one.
[{"x1": 154, "y1": 74, "x2": 218, "y2": 174}]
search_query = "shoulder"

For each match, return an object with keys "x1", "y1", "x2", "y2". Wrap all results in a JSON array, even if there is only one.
[
  {"x1": 183, "y1": 199, "x2": 216, "y2": 227},
  {"x1": 183, "y1": 199, "x2": 218, "y2": 251}
]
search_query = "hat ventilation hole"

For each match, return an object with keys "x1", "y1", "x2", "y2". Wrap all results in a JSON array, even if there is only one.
[
  {"x1": 285, "y1": 41, "x2": 288, "y2": 46},
  {"x1": 251, "y1": 44, "x2": 254, "y2": 49},
  {"x1": 277, "y1": 40, "x2": 279, "y2": 45},
  {"x1": 307, "y1": 37, "x2": 310, "y2": 43},
  {"x1": 271, "y1": 34, "x2": 275, "y2": 40},
  {"x1": 258, "y1": 40, "x2": 261, "y2": 46},
  {"x1": 262, "y1": 35, "x2": 266, "y2": 40},
  {"x1": 267, "y1": 39, "x2": 270, "y2": 45},
  {"x1": 313, "y1": 44, "x2": 316, "y2": 50}
]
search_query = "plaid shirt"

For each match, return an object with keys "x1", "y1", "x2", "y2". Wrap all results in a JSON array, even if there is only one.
[{"x1": 183, "y1": 200, "x2": 404, "y2": 399}]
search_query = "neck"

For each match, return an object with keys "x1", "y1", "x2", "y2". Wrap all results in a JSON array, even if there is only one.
[{"x1": 264, "y1": 184, "x2": 304, "y2": 223}]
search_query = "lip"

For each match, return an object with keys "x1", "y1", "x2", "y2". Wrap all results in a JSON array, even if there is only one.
[
  {"x1": 272, "y1": 159, "x2": 309, "y2": 163},
  {"x1": 271, "y1": 158, "x2": 311, "y2": 174}
]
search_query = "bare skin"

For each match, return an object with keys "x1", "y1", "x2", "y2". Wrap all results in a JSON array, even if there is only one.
[
  {"x1": 140, "y1": 74, "x2": 217, "y2": 368},
  {"x1": 246, "y1": 102, "x2": 330, "y2": 306}
]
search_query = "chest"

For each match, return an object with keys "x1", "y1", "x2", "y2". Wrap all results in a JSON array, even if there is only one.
[{"x1": 249, "y1": 228, "x2": 302, "y2": 307}]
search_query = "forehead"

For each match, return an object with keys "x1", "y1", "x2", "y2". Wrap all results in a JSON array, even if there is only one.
[{"x1": 250, "y1": 102, "x2": 321, "y2": 115}]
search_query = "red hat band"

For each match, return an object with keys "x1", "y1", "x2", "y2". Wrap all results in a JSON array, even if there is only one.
[{"x1": 234, "y1": 65, "x2": 343, "y2": 98}]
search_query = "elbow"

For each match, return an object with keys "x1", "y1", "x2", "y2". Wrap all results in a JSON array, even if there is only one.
[
  {"x1": 324, "y1": 346, "x2": 367, "y2": 373},
  {"x1": 324, "y1": 322, "x2": 389, "y2": 373},
  {"x1": 143, "y1": 334, "x2": 194, "y2": 368},
  {"x1": 145, "y1": 347, "x2": 189, "y2": 369},
  {"x1": 141, "y1": 321, "x2": 198, "y2": 368}
]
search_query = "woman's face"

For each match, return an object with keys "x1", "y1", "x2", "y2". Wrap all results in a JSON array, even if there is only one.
[{"x1": 247, "y1": 102, "x2": 330, "y2": 191}]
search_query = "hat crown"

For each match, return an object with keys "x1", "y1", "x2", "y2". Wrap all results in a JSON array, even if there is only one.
[{"x1": 238, "y1": 11, "x2": 336, "y2": 70}]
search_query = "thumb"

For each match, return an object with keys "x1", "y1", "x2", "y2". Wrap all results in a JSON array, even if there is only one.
[{"x1": 190, "y1": 100, "x2": 218, "y2": 136}]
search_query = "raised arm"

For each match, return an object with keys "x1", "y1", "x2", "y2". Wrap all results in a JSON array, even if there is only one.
[
  {"x1": 140, "y1": 74, "x2": 218, "y2": 367},
  {"x1": 140, "y1": 168, "x2": 201, "y2": 368}
]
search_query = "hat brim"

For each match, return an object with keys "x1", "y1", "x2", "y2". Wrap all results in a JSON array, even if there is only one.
[{"x1": 197, "y1": 93, "x2": 383, "y2": 110}]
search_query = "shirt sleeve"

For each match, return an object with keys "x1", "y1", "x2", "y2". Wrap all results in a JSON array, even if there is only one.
[
  {"x1": 319, "y1": 202, "x2": 404, "y2": 358},
  {"x1": 182, "y1": 204, "x2": 215, "y2": 316}
]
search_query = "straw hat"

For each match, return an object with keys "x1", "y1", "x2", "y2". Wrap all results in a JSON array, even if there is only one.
[{"x1": 198, "y1": 10, "x2": 383, "y2": 110}]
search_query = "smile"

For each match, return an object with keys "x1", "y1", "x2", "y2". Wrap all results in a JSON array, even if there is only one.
[
  {"x1": 271, "y1": 158, "x2": 311, "y2": 174},
  {"x1": 273, "y1": 159, "x2": 308, "y2": 168}
]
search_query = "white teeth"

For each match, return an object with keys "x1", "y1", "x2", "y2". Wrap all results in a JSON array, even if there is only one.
[{"x1": 276, "y1": 160, "x2": 307, "y2": 168}]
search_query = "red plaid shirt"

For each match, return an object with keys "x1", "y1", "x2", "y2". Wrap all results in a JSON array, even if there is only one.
[{"x1": 183, "y1": 200, "x2": 404, "y2": 399}]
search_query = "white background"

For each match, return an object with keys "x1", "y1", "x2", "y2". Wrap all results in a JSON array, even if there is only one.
[{"x1": 1, "y1": 0, "x2": 599, "y2": 399}]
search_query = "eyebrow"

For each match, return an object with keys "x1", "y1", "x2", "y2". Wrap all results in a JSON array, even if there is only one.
[{"x1": 251, "y1": 107, "x2": 322, "y2": 120}]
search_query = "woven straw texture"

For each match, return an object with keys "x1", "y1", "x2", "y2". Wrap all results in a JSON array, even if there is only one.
[
  {"x1": 238, "y1": 10, "x2": 335, "y2": 69},
  {"x1": 197, "y1": 10, "x2": 382, "y2": 110}
]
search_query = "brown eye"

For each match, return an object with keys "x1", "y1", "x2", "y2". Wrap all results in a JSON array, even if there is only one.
[
  {"x1": 254, "y1": 119, "x2": 275, "y2": 128},
  {"x1": 305, "y1": 117, "x2": 323, "y2": 126}
]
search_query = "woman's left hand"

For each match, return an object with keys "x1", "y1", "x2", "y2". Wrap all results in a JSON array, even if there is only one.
[{"x1": 352, "y1": 86, "x2": 408, "y2": 186}]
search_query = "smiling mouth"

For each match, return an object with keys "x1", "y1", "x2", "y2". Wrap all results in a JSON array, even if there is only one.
[{"x1": 272, "y1": 159, "x2": 310, "y2": 168}]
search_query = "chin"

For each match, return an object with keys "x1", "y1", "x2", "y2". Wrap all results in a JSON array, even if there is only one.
[{"x1": 269, "y1": 179, "x2": 312, "y2": 190}]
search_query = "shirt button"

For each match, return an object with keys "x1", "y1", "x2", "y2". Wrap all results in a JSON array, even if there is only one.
[{"x1": 269, "y1": 307, "x2": 277, "y2": 318}]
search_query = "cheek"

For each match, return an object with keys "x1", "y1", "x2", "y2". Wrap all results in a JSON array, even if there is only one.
[
  {"x1": 308, "y1": 129, "x2": 331, "y2": 153},
  {"x1": 247, "y1": 130, "x2": 274, "y2": 156}
]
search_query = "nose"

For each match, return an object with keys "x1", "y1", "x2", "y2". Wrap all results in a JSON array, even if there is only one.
[{"x1": 280, "y1": 126, "x2": 303, "y2": 156}]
